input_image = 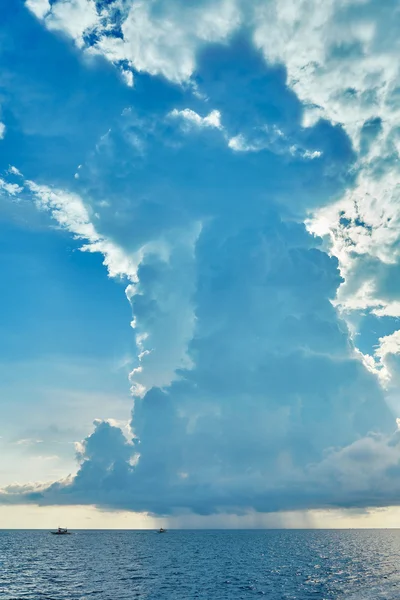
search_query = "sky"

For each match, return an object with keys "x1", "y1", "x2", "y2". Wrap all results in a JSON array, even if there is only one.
[{"x1": 1, "y1": 0, "x2": 400, "y2": 528}]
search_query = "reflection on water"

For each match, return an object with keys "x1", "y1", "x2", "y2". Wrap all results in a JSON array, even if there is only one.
[{"x1": 1, "y1": 529, "x2": 400, "y2": 599}]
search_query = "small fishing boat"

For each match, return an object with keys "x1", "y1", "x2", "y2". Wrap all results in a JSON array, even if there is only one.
[
  {"x1": 157, "y1": 527, "x2": 166, "y2": 533},
  {"x1": 50, "y1": 527, "x2": 71, "y2": 535}
]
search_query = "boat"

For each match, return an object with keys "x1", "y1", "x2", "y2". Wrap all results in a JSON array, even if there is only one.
[
  {"x1": 50, "y1": 527, "x2": 71, "y2": 535},
  {"x1": 157, "y1": 527, "x2": 166, "y2": 533}
]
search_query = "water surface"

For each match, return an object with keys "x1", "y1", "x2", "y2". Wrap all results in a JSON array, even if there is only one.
[{"x1": 1, "y1": 529, "x2": 400, "y2": 599}]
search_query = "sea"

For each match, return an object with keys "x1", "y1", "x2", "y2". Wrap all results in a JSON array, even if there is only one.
[{"x1": 1, "y1": 529, "x2": 400, "y2": 599}]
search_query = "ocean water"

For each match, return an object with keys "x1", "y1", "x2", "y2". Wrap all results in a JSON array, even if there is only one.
[{"x1": 1, "y1": 530, "x2": 400, "y2": 599}]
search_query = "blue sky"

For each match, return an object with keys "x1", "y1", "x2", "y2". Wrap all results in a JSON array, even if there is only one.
[{"x1": 1, "y1": 0, "x2": 400, "y2": 526}]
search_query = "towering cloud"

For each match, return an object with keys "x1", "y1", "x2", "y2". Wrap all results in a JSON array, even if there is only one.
[{"x1": 1, "y1": 1, "x2": 400, "y2": 516}]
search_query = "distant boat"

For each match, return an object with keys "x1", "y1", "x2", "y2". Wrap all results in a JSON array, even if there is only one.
[
  {"x1": 157, "y1": 527, "x2": 166, "y2": 533},
  {"x1": 50, "y1": 527, "x2": 71, "y2": 535}
]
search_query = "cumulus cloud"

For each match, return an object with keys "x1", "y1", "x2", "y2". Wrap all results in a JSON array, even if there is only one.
[
  {"x1": 169, "y1": 108, "x2": 222, "y2": 130},
  {"x1": 228, "y1": 129, "x2": 322, "y2": 159},
  {"x1": 0, "y1": 178, "x2": 23, "y2": 196},
  {"x1": 257, "y1": 0, "x2": 400, "y2": 338},
  {"x1": 5, "y1": 418, "x2": 400, "y2": 515},
  {"x1": 43, "y1": 0, "x2": 98, "y2": 48},
  {"x1": 25, "y1": 0, "x2": 50, "y2": 19},
  {"x1": 309, "y1": 172, "x2": 400, "y2": 319},
  {"x1": 22, "y1": 179, "x2": 140, "y2": 280},
  {"x1": 4, "y1": 1, "x2": 400, "y2": 516},
  {"x1": 26, "y1": 0, "x2": 241, "y2": 82},
  {"x1": 25, "y1": 0, "x2": 400, "y2": 349},
  {"x1": 8, "y1": 166, "x2": 22, "y2": 176},
  {"x1": 303, "y1": 429, "x2": 400, "y2": 510},
  {"x1": 371, "y1": 330, "x2": 400, "y2": 392},
  {"x1": 1, "y1": 36, "x2": 398, "y2": 515}
]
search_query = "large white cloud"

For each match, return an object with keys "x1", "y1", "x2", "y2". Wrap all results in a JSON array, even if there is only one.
[
  {"x1": 4, "y1": 0, "x2": 400, "y2": 515},
  {"x1": 26, "y1": 0, "x2": 241, "y2": 82},
  {"x1": 255, "y1": 0, "x2": 400, "y2": 327},
  {"x1": 1, "y1": 69, "x2": 397, "y2": 514},
  {"x1": 24, "y1": 0, "x2": 400, "y2": 340},
  {"x1": 27, "y1": 0, "x2": 98, "y2": 47}
]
